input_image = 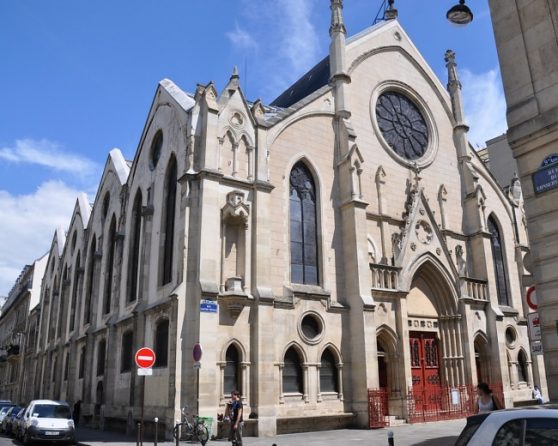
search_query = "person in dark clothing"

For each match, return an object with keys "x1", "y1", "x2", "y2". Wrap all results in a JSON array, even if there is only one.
[
  {"x1": 227, "y1": 390, "x2": 243, "y2": 446},
  {"x1": 72, "y1": 400, "x2": 81, "y2": 426}
]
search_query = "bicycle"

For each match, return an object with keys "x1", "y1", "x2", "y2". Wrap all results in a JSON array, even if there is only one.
[{"x1": 172, "y1": 406, "x2": 209, "y2": 446}]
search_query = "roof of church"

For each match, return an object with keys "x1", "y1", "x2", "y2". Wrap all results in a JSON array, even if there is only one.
[
  {"x1": 269, "y1": 20, "x2": 390, "y2": 109},
  {"x1": 270, "y1": 56, "x2": 330, "y2": 108}
]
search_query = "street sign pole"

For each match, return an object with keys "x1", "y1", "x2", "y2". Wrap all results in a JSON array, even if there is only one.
[
  {"x1": 193, "y1": 344, "x2": 203, "y2": 416},
  {"x1": 140, "y1": 375, "x2": 145, "y2": 446},
  {"x1": 135, "y1": 347, "x2": 156, "y2": 446}
]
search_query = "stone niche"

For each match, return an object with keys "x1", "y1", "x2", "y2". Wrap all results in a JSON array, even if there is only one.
[{"x1": 220, "y1": 190, "x2": 249, "y2": 294}]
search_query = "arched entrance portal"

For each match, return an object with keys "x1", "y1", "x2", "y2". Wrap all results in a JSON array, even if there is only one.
[{"x1": 406, "y1": 260, "x2": 464, "y2": 391}]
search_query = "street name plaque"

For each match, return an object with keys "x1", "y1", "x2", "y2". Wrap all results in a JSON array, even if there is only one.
[{"x1": 532, "y1": 153, "x2": 558, "y2": 194}]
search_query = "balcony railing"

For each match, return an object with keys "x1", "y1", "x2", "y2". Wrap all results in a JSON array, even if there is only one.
[
  {"x1": 460, "y1": 277, "x2": 489, "y2": 301},
  {"x1": 371, "y1": 263, "x2": 400, "y2": 291}
]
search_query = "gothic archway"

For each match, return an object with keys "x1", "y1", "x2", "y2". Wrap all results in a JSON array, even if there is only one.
[{"x1": 406, "y1": 258, "x2": 464, "y2": 388}]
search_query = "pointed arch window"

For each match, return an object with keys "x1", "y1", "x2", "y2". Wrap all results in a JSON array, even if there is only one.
[
  {"x1": 154, "y1": 319, "x2": 169, "y2": 368},
  {"x1": 320, "y1": 349, "x2": 339, "y2": 393},
  {"x1": 162, "y1": 157, "x2": 177, "y2": 285},
  {"x1": 518, "y1": 350, "x2": 528, "y2": 383},
  {"x1": 84, "y1": 237, "x2": 96, "y2": 325},
  {"x1": 69, "y1": 253, "x2": 81, "y2": 332},
  {"x1": 64, "y1": 351, "x2": 70, "y2": 381},
  {"x1": 224, "y1": 345, "x2": 241, "y2": 394},
  {"x1": 289, "y1": 162, "x2": 319, "y2": 285},
  {"x1": 97, "y1": 339, "x2": 106, "y2": 376},
  {"x1": 488, "y1": 216, "x2": 510, "y2": 306},
  {"x1": 128, "y1": 191, "x2": 143, "y2": 302},
  {"x1": 283, "y1": 347, "x2": 303, "y2": 393},
  {"x1": 121, "y1": 330, "x2": 133, "y2": 373},
  {"x1": 104, "y1": 217, "x2": 117, "y2": 314},
  {"x1": 79, "y1": 346, "x2": 86, "y2": 379}
]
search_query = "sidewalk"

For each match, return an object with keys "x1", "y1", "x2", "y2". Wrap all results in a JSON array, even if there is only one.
[{"x1": 76, "y1": 418, "x2": 466, "y2": 446}]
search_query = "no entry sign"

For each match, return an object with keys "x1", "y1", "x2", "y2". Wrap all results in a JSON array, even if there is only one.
[
  {"x1": 135, "y1": 347, "x2": 156, "y2": 369},
  {"x1": 526, "y1": 286, "x2": 537, "y2": 310}
]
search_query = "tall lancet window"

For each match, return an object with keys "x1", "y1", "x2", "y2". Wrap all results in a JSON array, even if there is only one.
[
  {"x1": 162, "y1": 156, "x2": 177, "y2": 285},
  {"x1": 488, "y1": 216, "x2": 510, "y2": 306},
  {"x1": 289, "y1": 162, "x2": 319, "y2": 285},
  {"x1": 127, "y1": 191, "x2": 143, "y2": 302},
  {"x1": 104, "y1": 216, "x2": 117, "y2": 314}
]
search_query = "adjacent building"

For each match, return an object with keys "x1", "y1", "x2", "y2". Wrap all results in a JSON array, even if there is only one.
[
  {"x1": 0, "y1": 254, "x2": 47, "y2": 403},
  {"x1": 489, "y1": 0, "x2": 558, "y2": 399}
]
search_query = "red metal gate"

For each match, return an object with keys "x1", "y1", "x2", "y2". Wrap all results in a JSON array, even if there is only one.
[
  {"x1": 368, "y1": 388, "x2": 389, "y2": 428},
  {"x1": 406, "y1": 383, "x2": 503, "y2": 423}
]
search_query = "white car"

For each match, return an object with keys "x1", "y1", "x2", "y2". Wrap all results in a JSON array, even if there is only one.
[
  {"x1": 455, "y1": 404, "x2": 558, "y2": 445},
  {"x1": 21, "y1": 400, "x2": 75, "y2": 445},
  {"x1": 0, "y1": 404, "x2": 15, "y2": 432}
]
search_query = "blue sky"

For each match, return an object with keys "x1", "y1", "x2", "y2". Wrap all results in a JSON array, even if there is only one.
[{"x1": 0, "y1": 0, "x2": 506, "y2": 296}]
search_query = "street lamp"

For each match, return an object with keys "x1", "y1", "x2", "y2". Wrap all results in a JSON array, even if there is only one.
[{"x1": 447, "y1": 0, "x2": 474, "y2": 25}]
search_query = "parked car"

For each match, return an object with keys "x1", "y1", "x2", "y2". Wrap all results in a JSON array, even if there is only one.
[
  {"x1": 0, "y1": 404, "x2": 15, "y2": 432},
  {"x1": 21, "y1": 400, "x2": 75, "y2": 445},
  {"x1": 2, "y1": 405, "x2": 22, "y2": 435},
  {"x1": 13, "y1": 408, "x2": 26, "y2": 440},
  {"x1": 455, "y1": 404, "x2": 558, "y2": 445}
]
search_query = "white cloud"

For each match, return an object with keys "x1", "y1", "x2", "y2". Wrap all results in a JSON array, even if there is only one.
[
  {"x1": 228, "y1": 0, "x2": 322, "y2": 99},
  {"x1": 277, "y1": 0, "x2": 320, "y2": 75},
  {"x1": 0, "y1": 139, "x2": 98, "y2": 176},
  {"x1": 460, "y1": 68, "x2": 507, "y2": 148},
  {"x1": 226, "y1": 23, "x2": 258, "y2": 51},
  {"x1": 0, "y1": 180, "x2": 91, "y2": 296}
]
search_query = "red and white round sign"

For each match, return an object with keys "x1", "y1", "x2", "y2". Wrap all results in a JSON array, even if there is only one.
[
  {"x1": 526, "y1": 286, "x2": 537, "y2": 310},
  {"x1": 135, "y1": 347, "x2": 156, "y2": 368}
]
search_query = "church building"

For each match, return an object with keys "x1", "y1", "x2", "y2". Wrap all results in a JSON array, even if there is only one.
[{"x1": 21, "y1": 1, "x2": 543, "y2": 437}]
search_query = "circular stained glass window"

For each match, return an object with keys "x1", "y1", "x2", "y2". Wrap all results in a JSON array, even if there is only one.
[{"x1": 376, "y1": 91, "x2": 429, "y2": 160}]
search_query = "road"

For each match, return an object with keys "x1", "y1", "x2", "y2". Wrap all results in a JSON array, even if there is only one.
[{"x1": 0, "y1": 418, "x2": 467, "y2": 446}]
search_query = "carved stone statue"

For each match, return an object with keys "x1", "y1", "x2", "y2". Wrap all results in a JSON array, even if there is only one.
[{"x1": 455, "y1": 245, "x2": 467, "y2": 276}]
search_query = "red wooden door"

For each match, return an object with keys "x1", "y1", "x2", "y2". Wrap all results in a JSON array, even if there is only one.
[{"x1": 410, "y1": 332, "x2": 441, "y2": 415}]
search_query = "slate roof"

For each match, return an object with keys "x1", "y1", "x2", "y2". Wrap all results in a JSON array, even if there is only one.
[{"x1": 270, "y1": 57, "x2": 330, "y2": 108}]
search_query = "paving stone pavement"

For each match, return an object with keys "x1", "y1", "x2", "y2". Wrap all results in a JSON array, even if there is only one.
[{"x1": 75, "y1": 418, "x2": 466, "y2": 446}]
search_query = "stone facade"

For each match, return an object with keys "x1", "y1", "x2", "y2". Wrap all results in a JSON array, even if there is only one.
[
  {"x1": 489, "y1": 0, "x2": 558, "y2": 400},
  {"x1": 0, "y1": 254, "x2": 46, "y2": 403},
  {"x1": 1, "y1": 2, "x2": 546, "y2": 437}
]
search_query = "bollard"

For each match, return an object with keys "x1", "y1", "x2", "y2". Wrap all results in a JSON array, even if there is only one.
[
  {"x1": 175, "y1": 421, "x2": 180, "y2": 446},
  {"x1": 154, "y1": 417, "x2": 158, "y2": 446},
  {"x1": 137, "y1": 422, "x2": 141, "y2": 446},
  {"x1": 388, "y1": 430, "x2": 394, "y2": 446}
]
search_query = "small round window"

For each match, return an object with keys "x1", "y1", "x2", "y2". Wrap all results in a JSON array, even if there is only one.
[
  {"x1": 299, "y1": 312, "x2": 324, "y2": 345},
  {"x1": 150, "y1": 130, "x2": 163, "y2": 170},
  {"x1": 375, "y1": 91, "x2": 429, "y2": 161},
  {"x1": 505, "y1": 327, "x2": 517, "y2": 348}
]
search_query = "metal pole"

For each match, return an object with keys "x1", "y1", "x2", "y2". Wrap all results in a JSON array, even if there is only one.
[
  {"x1": 136, "y1": 422, "x2": 141, "y2": 446},
  {"x1": 140, "y1": 375, "x2": 145, "y2": 446},
  {"x1": 196, "y1": 367, "x2": 200, "y2": 416},
  {"x1": 154, "y1": 417, "x2": 158, "y2": 446},
  {"x1": 388, "y1": 430, "x2": 394, "y2": 446}
]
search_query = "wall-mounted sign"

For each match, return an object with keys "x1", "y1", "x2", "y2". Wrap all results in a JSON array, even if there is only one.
[
  {"x1": 528, "y1": 312, "x2": 541, "y2": 341},
  {"x1": 531, "y1": 341, "x2": 543, "y2": 356},
  {"x1": 533, "y1": 153, "x2": 558, "y2": 194},
  {"x1": 200, "y1": 299, "x2": 218, "y2": 313}
]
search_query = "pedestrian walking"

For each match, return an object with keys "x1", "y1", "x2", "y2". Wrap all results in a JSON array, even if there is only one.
[
  {"x1": 72, "y1": 400, "x2": 81, "y2": 426},
  {"x1": 533, "y1": 385, "x2": 545, "y2": 404},
  {"x1": 475, "y1": 382, "x2": 502, "y2": 413},
  {"x1": 228, "y1": 390, "x2": 243, "y2": 446}
]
